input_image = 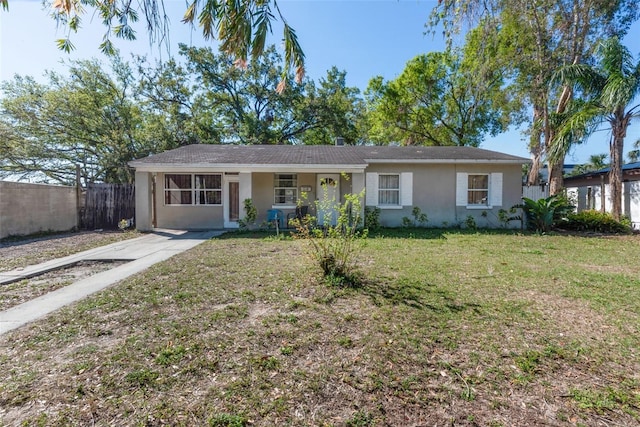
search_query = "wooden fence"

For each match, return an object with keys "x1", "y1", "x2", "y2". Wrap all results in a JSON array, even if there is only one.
[
  {"x1": 82, "y1": 183, "x2": 135, "y2": 230},
  {"x1": 522, "y1": 184, "x2": 549, "y2": 201}
]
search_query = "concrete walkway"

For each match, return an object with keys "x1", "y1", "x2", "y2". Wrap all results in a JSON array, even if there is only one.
[{"x1": 0, "y1": 229, "x2": 222, "y2": 336}]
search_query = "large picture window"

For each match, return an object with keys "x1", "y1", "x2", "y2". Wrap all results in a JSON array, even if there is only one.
[
  {"x1": 467, "y1": 174, "x2": 489, "y2": 205},
  {"x1": 164, "y1": 174, "x2": 222, "y2": 206},
  {"x1": 378, "y1": 174, "x2": 400, "y2": 205},
  {"x1": 274, "y1": 173, "x2": 297, "y2": 204}
]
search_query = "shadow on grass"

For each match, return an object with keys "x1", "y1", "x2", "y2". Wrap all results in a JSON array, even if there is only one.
[
  {"x1": 357, "y1": 276, "x2": 482, "y2": 314},
  {"x1": 368, "y1": 227, "x2": 527, "y2": 240},
  {"x1": 216, "y1": 227, "x2": 528, "y2": 241}
]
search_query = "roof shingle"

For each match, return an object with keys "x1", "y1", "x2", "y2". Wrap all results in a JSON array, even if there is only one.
[{"x1": 130, "y1": 144, "x2": 529, "y2": 167}]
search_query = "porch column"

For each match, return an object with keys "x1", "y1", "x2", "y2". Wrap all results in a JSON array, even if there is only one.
[
  {"x1": 239, "y1": 172, "x2": 252, "y2": 214},
  {"x1": 135, "y1": 171, "x2": 153, "y2": 231},
  {"x1": 351, "y1": 172, "x2": 366, "y2": 223}
]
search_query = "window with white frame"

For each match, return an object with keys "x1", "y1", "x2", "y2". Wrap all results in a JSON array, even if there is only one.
[
  {"x1": 467, "y1": 174, "x2": 489, "y2": 205},
  {"x1": 378, "y1": 174, "x2": 400, "y2": 205},
  {"x1": 164, "y1": 173, "x2": 222, "y2": 205},
  {"x1": 365, "y1": 172, "x2": 413, "y2": 208},
  {"x1": 456, "y1": 172, "x2": 502, "y2": 208},
  {"x1": 274, "y1": 173, "x2": 297, "y2": 204}
]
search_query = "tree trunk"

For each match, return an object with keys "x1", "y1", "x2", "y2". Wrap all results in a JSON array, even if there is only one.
[
  {"x1": 547, "y1": 160, "x2": 564, "y2": 195},
  {"x1": 527, "y1": 106, "x2": 544, "y2": 185},
  {"x1": 609, "y1": 115, "x2": 628, "y2": 220}
]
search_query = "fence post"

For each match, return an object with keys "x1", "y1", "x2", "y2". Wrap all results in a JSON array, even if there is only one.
[{"x1": 76, "y1": 165, "x2": 82, "y2": 230}]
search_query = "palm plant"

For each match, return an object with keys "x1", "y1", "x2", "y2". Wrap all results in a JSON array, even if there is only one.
[{"x1": 550, "y1": 37, "x2": 640, "y2": 220}]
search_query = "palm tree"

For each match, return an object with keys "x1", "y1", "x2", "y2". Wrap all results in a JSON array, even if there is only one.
[
  {"x1": 570, "y1": 153, "x2": 608, "y2": 176},
  {"x1": 551, "y1": 37, "x2": 640, "y2": 220}
]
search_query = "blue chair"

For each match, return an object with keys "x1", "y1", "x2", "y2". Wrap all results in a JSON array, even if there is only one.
[{"x1": 267, "y1": 209, "x2": 284, "y2": 229}]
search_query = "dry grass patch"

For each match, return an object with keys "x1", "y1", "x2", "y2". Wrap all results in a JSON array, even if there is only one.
[
  {"x1": 0, "y1": 230, "x2": 139, "y2": 272},
  {"x1": 0, "y1": 230, "x2": 639, "y2": 426}
]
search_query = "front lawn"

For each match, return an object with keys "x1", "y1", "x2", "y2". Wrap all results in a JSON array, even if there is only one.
[{"x1": 1, "y1": 230, "x2": 638, "y2": 426}]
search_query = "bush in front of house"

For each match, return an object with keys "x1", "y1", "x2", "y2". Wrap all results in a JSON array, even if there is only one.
[
  {"x1": 292, "y1": 177, "x2": 367, "y2": 287},
  {"x1": 563, "y1": 210, "x2": 632, "y2": 233},
  {"x1": 521, "y1": 195, "x2": 574, "y2": 233}
]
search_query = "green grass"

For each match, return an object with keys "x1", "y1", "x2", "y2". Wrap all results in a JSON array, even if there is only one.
[{"x1": 0, "y1": 229, "x2": 639, "y2": 425}]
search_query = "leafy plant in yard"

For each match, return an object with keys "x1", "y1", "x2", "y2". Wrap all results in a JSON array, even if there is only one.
[
  {"x1": 292, "y1": 177, "x2": 366, "y2": 286},
  {"x1": 498, "y1": 206, "x2": 522, "y2": 229},
  {"x1": 520, "y1": 195, "x2": 574, "y2": 232},
  {"x1": 563, "y1": 210, "x2": 631, "y2": 233},
  {"x1": 364, "y1": 206, "x2": 381, "y2": 231},
  {"x1": 402, "y1": 206, "x2": 429, "y2": 227},
  {"x1": 238, "y1": 199, "x2": 258, "y2": 229},
  {"x1": 464, "y1": 215, "x2": 477, "y2": 230}
]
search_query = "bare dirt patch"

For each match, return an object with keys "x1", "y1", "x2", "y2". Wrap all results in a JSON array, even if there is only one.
[
  {"x1": 0, "y1": 260, "x2": 129, "y2": 311},
  {"x1": 0, "y1": 231, "x2": 138, "y2": 272}
]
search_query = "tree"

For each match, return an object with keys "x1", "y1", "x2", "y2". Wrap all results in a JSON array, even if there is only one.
[
  {"x1": 135, "y1": 56, "x2": 220, "y2": 146},
  {"x1": 1, "y1": 0, "x2": 304, "y2": 87},
  {"x1": 172, "y1": 45, "x2": 364, "y2": 145},
  {"x1": 551, "y1": 37, "x2": 640, "y2": 219},
  {"x1": 364, "y1": 50, "x2": 506, "y2": 146},
  {"x1": 0, "y1": 57, "x2": 155, "y2": 185},
  {"x1": 628, "y1": 139, "x2": 640, "y2": 162},
  {"x1": 179, "y1": 44, "x2": 313, "y2": 144},
  {"x1": 300, "y1": 67, "x2": 366, "y2": 145},
  {"x1": 430, "y1": 0, "x2": 639, "y2": 193},
  {"x1": 569, "y1": 154, "x2": 608, "y2": 176}
]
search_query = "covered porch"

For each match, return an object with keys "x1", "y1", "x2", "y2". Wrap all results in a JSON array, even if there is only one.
[{"x1": 133, "y1": 168, "x2": 365, "y2": 232}]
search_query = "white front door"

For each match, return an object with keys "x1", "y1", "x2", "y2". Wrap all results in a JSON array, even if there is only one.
[
  {"x1": 316, "y1": 174, "x2": 340, "y2": 226},
  {"x1": 224, "y1": 175, "x2": 240, "y2": 228}
]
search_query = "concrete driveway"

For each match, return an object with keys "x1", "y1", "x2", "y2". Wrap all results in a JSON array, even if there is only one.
[{"x1": 0, "y1": 229, "x2": 221, "y2": 335}]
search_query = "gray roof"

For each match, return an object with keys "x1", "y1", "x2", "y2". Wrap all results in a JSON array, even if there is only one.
[{"x1": 130, "y1": 144, "x2": 529, "y2": 168}]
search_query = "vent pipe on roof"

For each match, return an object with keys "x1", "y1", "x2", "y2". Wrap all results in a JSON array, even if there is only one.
[{"x1": 335, "y1": 137, "x2": 345, "y2": 146}]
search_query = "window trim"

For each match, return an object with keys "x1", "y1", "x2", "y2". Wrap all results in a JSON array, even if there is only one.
[
  {"x1": 164, "y1": 173, "x2": 222, "y2": 206},
  {"x1": 467, "y1": 173, "x2": 490, "y2": 207},
  {"x1": 456, "y1": 172, "x2": 502, "y2": 209},
  {"x1": 366, "y1": 172, "x2": 412, "y2": 209},
  {"x1": 377, "y1": 173, "x2": 401, "y2": 207},
  {"x1": 273, "y1": 173, "x2": 298, "y2": 205}
]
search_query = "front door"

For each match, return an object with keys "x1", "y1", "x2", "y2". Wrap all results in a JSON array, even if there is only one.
[
  {"x1": 316, "y1": 174, "x2": 340, "y2": 226},
  {"x1": 225, "y1": 176, "x2": 240, "y2": 228}
]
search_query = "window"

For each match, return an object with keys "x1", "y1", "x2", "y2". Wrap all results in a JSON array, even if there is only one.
[
  {"x1": 164, "y1": 173, "x2": 222, "y2": 206},
  {"x1": 274, "y1": 174, "x2": 297, "y2": 204},
  {"x1": 378, "y1": 174, "x2": 400, "y2": 205},
  {"x1": 456, "y1": 172, "x2": 502, "y2": 208},
  {"x1": 165, "y1": 174, "x2": 192, "y2": 205},
  {"x1": 195, "y1": 174, "x2": 222, "y2": 205},
  {"x1": 365, "y1": 172, "x2": 412, "y2": 208},
  {"x1": 467, "y1": 174, "x2": 489, "y2": 205}
]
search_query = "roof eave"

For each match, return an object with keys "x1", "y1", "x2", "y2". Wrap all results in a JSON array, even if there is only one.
[
  {"x1": 364, "y1": 158, "x2": 529, "y2": 164},
  {"x1": 129, "y1": 162, "x2": 367, "y2": 174}
]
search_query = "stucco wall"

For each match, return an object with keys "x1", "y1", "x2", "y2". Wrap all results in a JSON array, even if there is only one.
[
  {"x1": 0, "y1": 181, "x2": 78, "y2": 239},
  {"x1": 365, "y1": 163, "x2": 523, "y2": 228}
]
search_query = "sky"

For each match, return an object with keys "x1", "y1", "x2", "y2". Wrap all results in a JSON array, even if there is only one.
[{"x1": 1, "y1": 0, "x2": 640, "y2": 164}]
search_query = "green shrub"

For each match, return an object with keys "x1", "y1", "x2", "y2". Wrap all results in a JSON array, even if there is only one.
[
  {"x1": 292, "y1": 176, "x2": 367, "y2": 286},
  {"x1": 521, "y1": 195, "x2": 574, "y2": 232},
  {"x1": 238, "y1": 199, "x2": 257, "y2": 229},
  {"x1": 564, "y1": 210, "x2": 631, "y2": 233},
  {"x1": 402, "y1": 206, "x2": 429, "y2": 227},
  {"x1": 464, "y1": 215, "x2": 477, "y2": 230},
  {"x1": 364, "y1": 206, "x2": 381, "y2": 231}
]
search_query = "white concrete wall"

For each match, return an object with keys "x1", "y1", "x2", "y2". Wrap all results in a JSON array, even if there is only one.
[
  {"x1": 566, "y1": 181, "x2": 640, "y2": 230},
  {"x1": 0, "y1": 181, "x2": 78, "y2": 239}
]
